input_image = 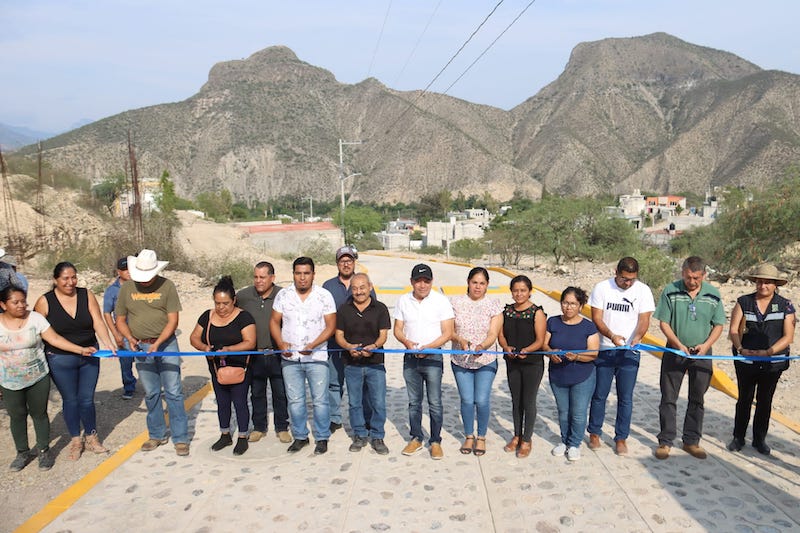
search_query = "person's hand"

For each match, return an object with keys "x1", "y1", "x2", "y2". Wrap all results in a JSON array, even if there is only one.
[
  {"x1": 80, "y1": 346, "x2": 97, "y2": 357},
  {"x1": 113, "y1": 333, "x2": 125, "y2": 349},
  {"x1": 548, "y1": 353, "x2": 563, "y2": 364},
  {"x1": 503, "y1": 345, "x2": 516, "y2": 358},
  {"x1": 564, "y1": 351, "x2": 578, "y2": 362},
  {"x1": 349, "y1": 346, "x2": 363, "y2": 358},
  {"x1": 299, "y1": 344, "x2": 314, "y2": 356},
  {"x1": 611, "y1": 334, "x2": 626, "y2": 347},
  {"x1": 516, "y1": 349, "x2": 528, "y2": 360},
  {"x1": 146, "y1": 343, "x2": 160, "y2": 354}
]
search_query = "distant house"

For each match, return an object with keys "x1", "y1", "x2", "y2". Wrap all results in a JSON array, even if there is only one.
[{"x1": 645, "y1": 194, "x2": 686, "y2": 217}]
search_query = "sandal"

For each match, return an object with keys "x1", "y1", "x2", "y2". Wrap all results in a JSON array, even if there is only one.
[
  {"x1": 474, "y1": 437, "x2": 486, "y2": 456},
  {"x1": 460, "y1": 435, "x2": 475, "y2": 454}
]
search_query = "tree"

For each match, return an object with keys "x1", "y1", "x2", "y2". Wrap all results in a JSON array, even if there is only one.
[
  {"x1": 451, "y1": 238, "x2": 485, "y2": 262},
  {"x1": 196, "y1": 189, "x2": 233, "y2": 221},
  {"x1": 154, "y1": 170, "x2": 177, "y2": 216},
  {"x1": 333, "y1": 205, "x2": 383, "y2": 243},
  {"x1": 92, "y1": 173, "x2": 126, "y2": 216}
]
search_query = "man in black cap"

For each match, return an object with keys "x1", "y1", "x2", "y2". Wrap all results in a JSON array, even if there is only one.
[
  {"x1": 103, "y1": 257, "x2": 136, "y2": 399},
  {"x1": 393, "y1": 263, "x2": 454, "y2": 460}
]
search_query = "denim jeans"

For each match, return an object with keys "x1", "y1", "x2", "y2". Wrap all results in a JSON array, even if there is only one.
[
  {"x1": 587, "y1": 349, "x2": 640, "y2": 441},
  {"x1": 134, "y1": 336, "x2": 189, "y2": 444},
  {"x1": 550, "y1": 369, "x2": 596, "y2": 449},
  {"x1": 47, "y1": 352, "x2": 101, "y2": 437},
  {"x1": 344, "y1": 364, "x2": 387, "y2": 439},
  {"x1": 119, "y1": 338, "x2": 137, "y2": 395},
  {"x1": 250, "y1": 354, "x2": 289, "y2": 433},
  {"x1": 328, "y1": 351, "x2": 345, "y2": 424},
  {"x1": 452, "y1": 360, "x2": 497, "y2": 437},
  {"x1": 403, "y1": 355, "x2": 443, "y2": 444},
  {"x1": 282, "y1": 359, "x2": 331, "y2": 440}
]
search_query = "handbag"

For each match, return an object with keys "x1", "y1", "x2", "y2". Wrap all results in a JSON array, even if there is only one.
[{"x1": 207, "y1": 311, "x2": 249, "y2": 385}]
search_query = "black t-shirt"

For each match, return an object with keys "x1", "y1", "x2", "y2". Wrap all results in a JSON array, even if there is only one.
[
  {"x1": 336, "y1": 299, "x2": 391, "y2": 365},
  {"x1": 198, "y1": 309, "x2": 255, "y2": 368},
  {"x1": 501, "y1": 303, "x2": 545, "y2": 365}
]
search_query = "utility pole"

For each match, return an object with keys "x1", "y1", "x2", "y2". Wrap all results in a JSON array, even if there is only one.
[
  {"x1": 303, "y1": 195, "x2": 313, "y2": 220},
  {"x1": 338, "y1": 138, "x2": 363, "y2": 245}
]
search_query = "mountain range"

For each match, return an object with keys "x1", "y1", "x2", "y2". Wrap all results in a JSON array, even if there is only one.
[{"x1": 19, "y1": 32, "x2": 800, "y2": 203}]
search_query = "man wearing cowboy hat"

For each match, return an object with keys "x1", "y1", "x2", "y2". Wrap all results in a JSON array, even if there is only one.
[
  {"x1": 728, "y1": 263, "x2": 795, "y2": 455},
  {"x1": 115, "y1": 249, "x2": 190, "y2": 456}
]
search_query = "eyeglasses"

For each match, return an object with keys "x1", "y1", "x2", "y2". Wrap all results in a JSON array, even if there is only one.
[
  {"x1": 561, "y1": 301, "x2": 580, "y2": 308},
  {"x1": 338, "y1": 258, "x2": 354, "y2": 265},
  {"x1": 688, "y1": 303, "x2": 697, "y2": 321}
]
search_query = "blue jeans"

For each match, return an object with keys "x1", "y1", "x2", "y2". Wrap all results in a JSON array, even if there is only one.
[
  {"x1": 328, "y1": 351, "x2": 345, "y2": 424},
  {"x1": 47, "y1": 352, "x2": 100, "y2": 437},
  {"x1": 345, "y1": 364, "x2": 387, "y2": 439},
  {"x1": 452, "y1": 361, "x2": 497, "y2": 437},
  {"x1": 403, "y1": 355, "x2": 443, "y2": 444},
  {"x1": 282, "y1": 359, "x2": 331, "y2": 440},
  {"x1": 119, "y1": 338, "x2": 136, "y2": 395},
  {"x1": 550, "y1": 369, "x2": 596, "y2": 449},
  {"x1": 587, "y1": 349, "x2": 640, "y2": 441},
  {"x1": 134, "y1": 336, "x2": 188, "y2": 444}
]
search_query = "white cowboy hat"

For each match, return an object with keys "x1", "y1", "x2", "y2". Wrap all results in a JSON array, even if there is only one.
[
  {"x1": 0, "y1": 248, "x2": 5, "y2": 260},
  {"x1": 127, "y1": 249, "x2": 169, "y2": 283}
]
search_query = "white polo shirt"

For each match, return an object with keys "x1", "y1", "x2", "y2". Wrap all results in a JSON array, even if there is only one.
[
  {"x1": 394, "y1": 289, "x2": 455, "y2": 346},
  {"x1": 273, "y1": 284, "x2": 336, "y2": 362}
]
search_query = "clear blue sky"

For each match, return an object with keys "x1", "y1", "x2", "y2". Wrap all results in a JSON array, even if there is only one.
[{"x1": 3, "y1": 0, "x2": 799, "y2": 133}]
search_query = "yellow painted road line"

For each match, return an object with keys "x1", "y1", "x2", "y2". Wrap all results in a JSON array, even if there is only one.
[{"x1": 15, "y1": 383, "x2": 213, "y2": 533}]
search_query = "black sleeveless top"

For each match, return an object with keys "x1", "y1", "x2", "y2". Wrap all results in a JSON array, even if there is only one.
[
  {"x1": 502, "y1": 303, "x2": 545, "y2": 365},
  {"x1": 44, "y1": 287, "x2": 97, "y2": 354}
]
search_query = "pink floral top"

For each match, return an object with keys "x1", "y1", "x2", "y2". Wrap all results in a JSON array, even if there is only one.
[
  {"x1": 0, "y1": 311, "x2": 51, "y2": 390},
  {"x1": 450, "y1": 294, "x2": 504, "y2": 369}
]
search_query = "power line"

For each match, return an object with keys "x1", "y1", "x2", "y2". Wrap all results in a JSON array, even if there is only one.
[
  {"x1": 366, "y1": 0, "x2": 394, "y2": 79},
  {"x1": 381, "y1": 0, "x2": 506, "y2": 136},
  {"x1": 440, "y1": 0, "x2": 538, "y2": 96},
  {"x1": 391, "y1": 0, "x2": 444, "y2": 88}
]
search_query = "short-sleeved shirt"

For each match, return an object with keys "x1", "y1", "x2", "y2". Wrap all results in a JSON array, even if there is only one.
[
  {"x1": 197, "y1": 309, "x2": 256, "y2": 368},
  {"x1": 394, "y1": 289, "x2": 455, "y2": 363},
  {"x1": 103, "y1": 277, "x2": 122, "y2": 316},
  {"x1": 450, "y1": 294, "x2": 504, "y2": 369},
  {"x1": 0, "y1": 311, "x2": 51, "y2": 390},
  {"x1": 236, "y1": 284, "x2": 282, "y2": 350},
  {"x1": 114, "y1": 277, "x2": 182, "y2": 339},
  {"x1": 336, "y1": 298, "x2": 391, "y2": 365},
  {"x1": 323, "y1": 276, "x2": 376, "y2": 352},
  {"x1": 502, "y1": 303, "x2": 546, "y2": 365},
  {"x1": 273, "y1": 284, "x2": 336, "y2": 362},
  {"x1": 590, "y1": 277, "x2": 655, "y2": 348},
  {"x1": 547, "y1": 316, "x2": 598, "y2": 386},
  {"x1": 654, "y1": 280, "x2": 726, "y2": 348}
]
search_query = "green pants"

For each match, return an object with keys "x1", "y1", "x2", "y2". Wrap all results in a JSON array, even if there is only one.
[{"x1": 1, "y1": 376, "x2": 51, "y2": 452}]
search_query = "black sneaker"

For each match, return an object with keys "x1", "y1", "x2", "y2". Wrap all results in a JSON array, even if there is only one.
[
  {"x1": 727, "y1": 437, "x2": 745, "y2": 452},
  {"x1": 329, "y1": 422, "x2": 343, "y2": 433},
  {"x1": 9, "y1": 450, "x2": 35, "y2": 472},
  {"x1": 233, "y1": 437, "x2": 249, "y2": 456},
  {"x1": 314, "y1": 440, "x2": 328, "y2": 455},
  {"x1": 38, "y1": 448, "x2": 55, "y2": 470},
  {"x1": 211, "y1": 433, "x2": 233, "y2": 451},
  {"x1": 349, "y1": 436, "x2": 368, "y2": 452},
  {"x1": 287, "y1": 438, "x2": 310, "y2": 453},
  {"x1": 371, "y1": 438, "x2": 389, "y2": 455}
]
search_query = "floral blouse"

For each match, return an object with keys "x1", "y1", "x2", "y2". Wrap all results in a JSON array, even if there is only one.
[
  {"x1": 0, "y1": 311, "x2": 51, "y2": 390},
  {"x1": 450, "y1": 294, "x2": 503, "y2": 369}
]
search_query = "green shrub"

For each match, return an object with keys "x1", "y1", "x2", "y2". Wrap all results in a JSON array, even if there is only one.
[{"x1": 419, "y1": 245, "x2": 443, "y2": 255}]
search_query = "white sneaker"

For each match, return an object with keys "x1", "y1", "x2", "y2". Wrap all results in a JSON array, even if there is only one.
[
  {"x1": 566, "y1": 446, "x2": 581, "y2": 461},
  {"x1": 551, "y1": 443, "x2": 567, "y2": 456}
]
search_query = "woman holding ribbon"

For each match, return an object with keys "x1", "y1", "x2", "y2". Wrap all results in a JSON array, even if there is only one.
[
  {"x1": 33, "y1": 262, "x2": 114, "y2": 461},
  {"x1": 2, "y1": 283, "x2": 97, "y2": 471},
  {"x1": 544, "y1": 286, "x2": 599, "y2": 462},
  {"x1": 190, "y1": 276, "x2": 256, "y2": 456},
  {"x1": 728, "y1": 263, "x2": 795, "y2": 455},
  {"x1": 498, "y1": 275, "x2": 547, "y2": 458},
  {"x1": 450, "y1": 267, "x2": 503, "y2": 456}
]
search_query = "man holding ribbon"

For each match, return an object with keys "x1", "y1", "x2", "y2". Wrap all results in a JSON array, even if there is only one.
[
  {"x1": 587, "y1": 257, "x2": 654, "y2": 456},
  {"x1": 653, "y1": 256, "x2": 725, "y2": 460}
]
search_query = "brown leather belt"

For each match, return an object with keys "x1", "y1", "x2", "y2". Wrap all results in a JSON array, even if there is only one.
[{"x1": 138, "y1": 337, "x2": 160, "y2": 344}]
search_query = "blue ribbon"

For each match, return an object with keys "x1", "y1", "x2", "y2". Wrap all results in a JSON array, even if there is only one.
[{"x1": 92, "y1": 343, "x2": 798, "y2": 362}]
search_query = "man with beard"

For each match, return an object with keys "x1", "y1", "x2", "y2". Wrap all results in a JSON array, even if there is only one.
[{"x1": 271, "y1": 257, "x2": 336, "y2": 455}]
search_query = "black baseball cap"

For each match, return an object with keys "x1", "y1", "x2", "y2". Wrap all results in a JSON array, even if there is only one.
[
  {"x1": 410, "y1": 263, "x2": 433, "y2": 280},
  {"x1": 117, "y1": 257, "x2": 128, "y2": 270}
]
